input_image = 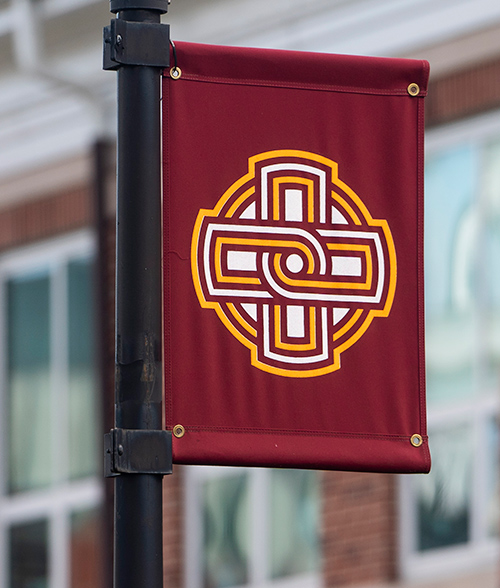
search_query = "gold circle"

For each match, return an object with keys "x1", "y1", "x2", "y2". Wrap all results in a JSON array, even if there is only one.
[
  {"x1": 410, "y1": 434, "x2": 423, "y2": 447},
  {"x1": 173, "y1": 424, "x2": 185, "y2": 438},
  {"x1": 407, "y1": 83, "x2": 420, "y2": 97},
  {"x1": 170, "y1": 67, "x2": 182, "y2": 80}
]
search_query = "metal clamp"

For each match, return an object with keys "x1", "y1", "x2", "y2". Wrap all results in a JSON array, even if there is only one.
[
  {"x1": 103, "y1": 19, "x2": 170, "y2": 70},
  {"x1": 104, "y1": 428, "x2": 172, "y2": 477}
]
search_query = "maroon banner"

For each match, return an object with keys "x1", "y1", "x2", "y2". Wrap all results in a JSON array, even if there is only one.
[{"x1": 163, "y1": 41, "x2": 430, "y2": 473}]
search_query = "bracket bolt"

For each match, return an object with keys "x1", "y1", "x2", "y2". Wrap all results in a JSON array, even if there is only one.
[
  {"x1": 116, "y1": 34, "x2": 123, "y2": 47},
  {"x1": 118, "y1": 444, "x2": 124, "y2": 455}
]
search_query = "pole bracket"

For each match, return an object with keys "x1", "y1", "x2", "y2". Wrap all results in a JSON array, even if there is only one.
[
  {"x1": 103, "y1": 19, "x2": 170, "y2": 70},
  {"x1": 104, "y1": 428, "x2": 172, "y2": 477}
]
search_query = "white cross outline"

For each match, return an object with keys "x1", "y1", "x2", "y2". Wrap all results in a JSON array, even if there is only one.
[{"x1": 194, "y1": 153, "x2": 395, "y2": 374}]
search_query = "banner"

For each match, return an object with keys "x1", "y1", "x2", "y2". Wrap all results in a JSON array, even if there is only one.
[{"x1": 163, "y1": 42, "x2": 430, "y2": 472}]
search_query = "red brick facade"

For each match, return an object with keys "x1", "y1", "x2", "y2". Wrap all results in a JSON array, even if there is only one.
[
  {"x1": 163, "y1": 470, "x2": 185, "y2": 588},
  {"x1": 0, "y1": 187, "x2": 92, "y2": 253},
  {"x1": 322, "y1": 473, "x2": 396, "y2": 587},
  {"x1": 426, "y1": 57, "x2": 500, "y2": 127}
]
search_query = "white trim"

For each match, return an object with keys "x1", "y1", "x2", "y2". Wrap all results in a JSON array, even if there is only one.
[
  {"x1": 426, "y1": 108, "x2": 500, "y2": 154},
  {"x1": 51, "y1": 502, "x2": 69, "y2": 588},
  {"x1": 426, "y1": 395, "x2": 499, "y2": 428},
  {"x1": 51, "y1": 261, "x2": 69, "y2": 486},
  {"x1": 0, "y1": 229, "x2": 95, "y2": 276},
  {"x1": 250, "y1": 469, "x2": 270, "y2": 584},
  {"x1": 184, "y1": 466, "x2": 202, "y2": 588},
  {"x1": 0, "y1": 479, "x2": 102, "y2": 524}
]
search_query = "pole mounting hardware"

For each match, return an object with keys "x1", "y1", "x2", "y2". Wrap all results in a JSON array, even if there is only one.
[
  {"x1": 103, "y1": 19, "x2": 170, "y2": 70},
  {"x1": 105, "y1": 428, "x2": 173, "y2": 477},
  {"x1": 110, "y1": 0, "x2": 169, "y2": 14}
]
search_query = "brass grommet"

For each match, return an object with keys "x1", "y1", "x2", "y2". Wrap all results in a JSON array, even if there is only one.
[
  {"x1": 170, "y1": 67, "x2": 182, "y2": 80},
  {"x1": 410, "y1": 433, "x2": 423, "y2": 447},
  {"x1": 407, "y1": 83, "x2": 420, "y2": 97},
  {"x1": 173, "y1": 424, "x2": 185, "y2": 438}
]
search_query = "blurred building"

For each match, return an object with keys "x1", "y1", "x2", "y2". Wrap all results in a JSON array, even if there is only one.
[{"x1": 0, "y1": 0, "x2": 500, "y2": 587}]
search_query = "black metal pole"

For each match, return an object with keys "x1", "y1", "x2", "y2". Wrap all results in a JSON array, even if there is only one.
[{"x1": 105, "y1": 2, "x2": 170, "y2": 587}]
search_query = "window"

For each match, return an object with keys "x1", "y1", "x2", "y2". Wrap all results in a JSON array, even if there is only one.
[
  {"x1": 399, "y1": 112, "x2": 500, "y2": 581},
  {"x1": 0, "y1": 231, "x2": 103, "y2": 588},
  {"x1": 185, "y1": 466, "x2": 321, "y2": 588}
]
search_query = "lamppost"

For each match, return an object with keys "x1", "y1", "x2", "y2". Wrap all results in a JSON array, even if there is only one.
[{"x1": 103, "y1": 2, "x2": 172, "y2": 588}]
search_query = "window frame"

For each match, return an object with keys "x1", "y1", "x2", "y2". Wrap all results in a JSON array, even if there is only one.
[
  {"x1": 184, "y1": 465, "x2": 322, "y2": 588},
  {"x1": 398, "y1": 109, "x2": 500, "y2": 582},
  {"x1": 0, "y1": 230, "x2": 103, "y2": 588}
]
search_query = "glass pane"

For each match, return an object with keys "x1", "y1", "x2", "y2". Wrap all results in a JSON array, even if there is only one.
[
  {"x1": 426, "y1": 314, "x2": 474, "y2": 406},
  {"x1": 9, "y1": 519, "x2": 48, "y2": 588},
  {"x1": 416, "y1": 425, "x2": 473, "y2": 551},
  {"x1": 270, "y1": 469, "x2": 320, "y2": 579},
  {"x1": 424, "y1": 145, "x2": 478, "y2": 318},
  {"x1": 203, "y1": 473, "x2": 249, "y2": 588},
  {"x1": 424, "y1": 146, "x2": 478, "y2": 408},
  {"x1": 485, "y1": 418, "x2": 500, "y2": 538},
  {"x1": 71, "y1": 509, "x2": 103, "y2": 588},
  {"x1": 8, "y1": 274, "x2": 51, "y2": 493},
  {"x1": 68, "y1": 259, "x2": 98, "y2": 480}
]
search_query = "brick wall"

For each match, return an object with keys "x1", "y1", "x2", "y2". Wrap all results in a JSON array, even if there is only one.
[
  {"x1": 0, "y1": 186, "x2": 92, "y2": 252},
  {"x1": 163, "y1": 468, "x2": 185, "y2": 588},
  {"x1": 322, "y1": 472, "x2": 396, "y2": 587},
  {"x1": 426, "y1": 57, "x2": 500, "y2": 127}
]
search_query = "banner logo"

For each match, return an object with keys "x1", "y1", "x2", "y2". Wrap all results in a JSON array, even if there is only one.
[{"x1": 192, "y1": 150, "x2": 397, "y2": 377}]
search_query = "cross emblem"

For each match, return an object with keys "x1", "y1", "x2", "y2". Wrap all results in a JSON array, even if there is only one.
[{"x1": 192, "y1": 150, "x2": 396, "y2": 377}]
